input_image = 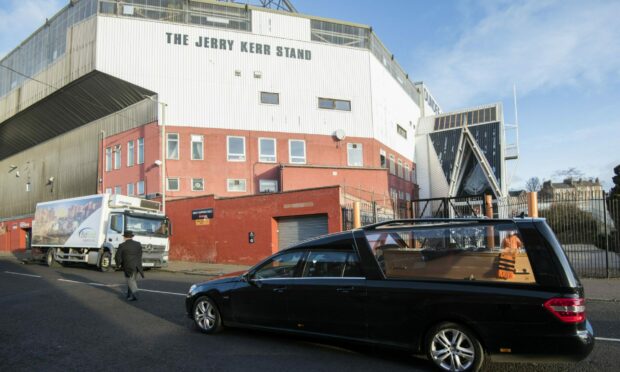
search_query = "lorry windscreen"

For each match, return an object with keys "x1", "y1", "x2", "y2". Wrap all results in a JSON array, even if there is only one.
[{"x1": 125, "y1": 215, "x2": 169, "y2": 237}]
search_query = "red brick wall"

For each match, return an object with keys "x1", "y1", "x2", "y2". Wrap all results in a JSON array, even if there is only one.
[
  {"x1": 0, "y1": 217, "x2": 33, "y2": 253},
  {"x1": 166, "y1": 186, "x2": 342, "y2": 265},
  {"x1": 102, "y1": 124, "x2": 416, "y2": 199}
]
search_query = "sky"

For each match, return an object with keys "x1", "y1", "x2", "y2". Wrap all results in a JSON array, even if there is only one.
[{"x1": 1, "y1": 0, "x2": 619, "y2": 191}]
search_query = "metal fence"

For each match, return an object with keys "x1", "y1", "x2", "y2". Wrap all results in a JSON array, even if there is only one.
[
  {"x1": 345, "y1": 190, "x2": 620, "y2": 278},
  {"x1": 341, "y1": 186, "x2": 411, "y2": 231}
]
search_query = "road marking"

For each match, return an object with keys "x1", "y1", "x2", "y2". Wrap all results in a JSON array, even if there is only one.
[
  {"x1": 4, "y1": 271, "x2": 42, "y2": 278},
  {"x1": 139, "y1": 288, "x2": 186, "y2": 296},
  {"x1": 596, "y1": 337, "x2": 620, "y2": 342},
  {"x1": 56, "y1": 278, "x2": 185, "y2": 296}
]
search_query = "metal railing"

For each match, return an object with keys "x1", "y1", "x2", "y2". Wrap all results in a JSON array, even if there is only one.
[
  {"x1": 408, "y1": 192, "x2": 620, "y2": 278},
  {"x1": 341, "y1": 186, "x2": 412, "y2": 231}
]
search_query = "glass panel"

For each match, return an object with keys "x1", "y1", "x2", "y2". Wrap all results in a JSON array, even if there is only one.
[
  {"x1": 192, "y1": 178, "x2": 204, "y2": 191},
  {"x1": 365, "y1": 222, "x2": 535, "y2": 284},
  {"x1": 227, "y1": 136, "x2": 245, "y2": 161},
  {"x1": 347, "y1": 143, "x2": 363, "y2": 166},
  {"x1": 127, "y1": 141, "x2": 135, "y2": 166},
  {"x1": 253, "y1": 251, "x2": 304, "y2": 279},
  {"x1": 137, "y1": 138, "x2": 144, "y2": 164},
  {"x1": 167, "y1": 178, "x2": 179, "y2": 191},
  {"x1": 259, "y1": 179, "x2": 278, "y2": 193},
  {"x1": 259, "y1": 138, "x2": 276, "y2": 162},
  {"x1": 289, "y1": 140, "x2": 305, "y2": 163},
  {"x1": 318, "y1": 98, "x2": 333, "y2": 109},
  {"x1": 191, "y1": 135, "x2": 203, "y2": 160},
  {"x1": 167, "y1": 134, "x2": 179, "y2": 159},
  {"x1": 334, "y1": 100, "x2": 351, "y2": 111},
  {"x1": 260, "y1": 92, "x2": 279, "y2": 105},
  {"x1": 137, "y1": 181, "x2": 145, "y2": 195},
  {"x1": 301, "y1": 251, "x2": 360, "y2": 278},
  {"x1": 227, "y1": 179, "x2": 246, "y2": 192}
]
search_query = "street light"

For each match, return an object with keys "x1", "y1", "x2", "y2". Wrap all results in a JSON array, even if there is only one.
[{"x1": 144, "y1": 95, "x2": 168, "y2": 214}]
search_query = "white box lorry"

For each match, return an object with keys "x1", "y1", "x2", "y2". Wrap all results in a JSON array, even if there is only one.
[{"x1": 31, "y1": 194, "x2": 170, "y2": 271}]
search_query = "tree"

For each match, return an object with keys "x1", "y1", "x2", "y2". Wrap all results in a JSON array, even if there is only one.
[
  {"x1": 611, "y1": 164, "x2": 620, "y2": 198},
  {"x1": 553, "y1": 167, "x2": 585, "y2": 180},
  {"x1": 525, "y1": 177, "x2": 542, "y2": 192}
]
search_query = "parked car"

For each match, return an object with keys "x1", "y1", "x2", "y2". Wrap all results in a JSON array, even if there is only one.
[{"x1": 186, "y1": 218, "x2": 594, "y2": 371}]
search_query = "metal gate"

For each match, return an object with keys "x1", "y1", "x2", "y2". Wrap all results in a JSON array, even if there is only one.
[{"x1": 277, "y1": 214, "x2": 328, "y2": 250}]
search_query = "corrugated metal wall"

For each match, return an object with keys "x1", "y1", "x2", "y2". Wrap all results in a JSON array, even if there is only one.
[{"x1": 0, "y1": 99, "x2": 157, "y2": 219}]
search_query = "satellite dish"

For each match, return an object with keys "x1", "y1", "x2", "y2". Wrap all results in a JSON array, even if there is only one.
[{"x1": 334, "y1": 129, "x2": 346, "y2": 141}]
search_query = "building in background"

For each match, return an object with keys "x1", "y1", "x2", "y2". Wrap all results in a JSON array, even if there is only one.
[{"x1": 0, "y1": 0, "x2": 515, "y2": 263}]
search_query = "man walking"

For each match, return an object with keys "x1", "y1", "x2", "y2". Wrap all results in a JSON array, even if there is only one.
[{"x1": 114, "y1": 230, "x2": 144, "y2": 301}]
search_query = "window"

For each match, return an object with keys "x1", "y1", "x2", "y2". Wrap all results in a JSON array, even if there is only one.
[
  {"x1": 406, "y1": 193, "x2": 411, "y2": 201},
  {"x1": 191, "y1": 135, "x2": 204, "y2": 160},
  {"x1": 347, "y1": 143, "x2": 363, "y2": 166},
  {"x1": 301, "y1": 250, "x2": 362, "y2": 278},
  {"x1": 167, "y1": 133, "x2": 179, "y2": 159},
  {"x1": 113, "y1": 145, "x2": 121, "y2": 170},
  {"x1": 227, "y1": 179, "x2": 247, "y2": 192},
  {"x1": 404, "y1": 164, "x2": 410, "y2": 181},
  {"x1": 137, "y1": 138, "x2": 144, "y2": 164},
  {"x1": 398, "y1": 159, "x2": 403, "y2": 178},
  {"x1": 105, "y1": 147, "x2": 112, "y2": 172},
  {"x1": 167, "y1": 178, "x2": 180, "y2": 191},
  {"x1": 289, "y1": 139, "x2": 306, "y2": 164},
  {"x1": 389, "y1": 155, "x2": 395, "y2": 175},
  {"x1": 380, "y1": 149, "x2": 387, "y2": 168},
  {"x1": 127, "y1": 140, "x2": 135, "y2": 167},
  {"x1": 260, "y1": 92, "x2": 279, "y2": 105},
  {"x1": 318, "y1": 97, "x2": 351, "y2": 111},
  {"x1": 397, "y1": 124, "x2": 407, "y2": 139},
  {"x1": 259, "y1": 138, "x2": 276, "y2": 163},
  {"x1": 136, "y1": 180, "x2": 145, "y2": 196},
  {"x1": 227, "y1": 136, "x2": 246, "y2": 161},
  {"x1": 365, "y1": 222, "x2": 535, "y2": 284},
  {"x1": 110, "y1": 214, "x2": 123, "y2": 233},
  {"x1": 105, "y1": 187, "x2": 112, "y2": 194},
  {"x1": 259, "y1": 179, "x2": 278, "y2": 193},
  {"x1": 127, "y1": 183, "x2": 135, "y2": 196},
  {"x1": 114, "y1": 185, "x2": 122, "y2": 195},
  {"x1": 192, "y1": 178, "x2": 204, "y2": 191},
  {"x1": 253, "y1": 251, "x2": 304, "y2": 279}
]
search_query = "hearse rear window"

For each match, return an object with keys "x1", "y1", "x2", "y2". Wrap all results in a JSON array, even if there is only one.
[{"x1": 365, "y1": 222, "x2": 537, "y2": 284}]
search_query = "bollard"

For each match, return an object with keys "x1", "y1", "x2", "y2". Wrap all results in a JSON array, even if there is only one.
[
  {"x1": 485, "y1": 195, "x2": 495, "y2": 248},
  {"x1": 353, "y1": 201, "x2": 361, "y2": 228},
  {"x1": 527, "y1": 192, "x2": 538, "y2": 218}
]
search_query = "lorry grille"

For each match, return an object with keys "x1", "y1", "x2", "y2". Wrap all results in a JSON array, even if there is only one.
[{"x1": 142, "y1": 244, "x2": 166, "y2": 253}]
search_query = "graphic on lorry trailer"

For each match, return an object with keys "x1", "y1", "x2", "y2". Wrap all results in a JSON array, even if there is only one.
[{"x1": 32, "y1": 196, "x2": 103, "y2": 246}]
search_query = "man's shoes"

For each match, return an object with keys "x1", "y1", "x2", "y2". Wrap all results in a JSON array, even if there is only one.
[{"x1": 128, "y1": 295, "x2": 138, "y2": 301}]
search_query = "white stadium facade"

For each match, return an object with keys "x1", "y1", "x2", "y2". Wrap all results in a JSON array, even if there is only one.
[{"x1": 0, "y1": 0, "x2": 517, "y2": 263}]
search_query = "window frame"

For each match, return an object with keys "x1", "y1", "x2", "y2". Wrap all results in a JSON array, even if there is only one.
[
  {"x1": 113, "y1": 145, "x2": 121, "y2": 170},
  {"x1": 167, "y1": 177, "x2": 180, "y2": 191},
  {"x1": 259, "y1": 179, "x2": 278, "y2": 193},
  {"x1": 398, "y1": 159, "x2": 403, "y2": 178},
  {"x1": 114, "y1": 185, "x2": 122, "y2": 195},
  {"x1": 258, "y1": 137, "x2": 277, "y2": 163},
  {"x1": 136, "y1": 180, "x2": 145, "y2": 196},
  {"x1": 300, "y1": 250, "x2": 363, "y2": 278},
  {"x1": 127, "y1": 140, "x2": 135, "y2": 167},
  {"x1": 347, "y1": 143, "x2": 363, "y2": 167},
  {"x1": 137, "y1": 137, "x2": 144, "y2": 164},
  {"x1": 260, "y1": 91, "x2": 280, "y2": 105},
  {"x1": 191, "y1": 134, "x2": 204, "y2": 161},
  {"x1": 227, "y1": 136, "x2": 246, "y2": 162},
  {"x1": 105, "y1": 147, "x2": 112, "y2": 172},
  {"x1": 167, "y1": 133, "x2": 179, "y2": 160},
  {"x1": 380, "y1": 149, "x2": 387, "y2": 169},
  {"x1": 289, "y1": 139, "x2": 306, "y2": 164},
  {"x1": 318, "y1": 97, "x2": 351, "y2": 111},
  {"x1": 389, "y1": 154, "x2": 396, "y2": 175},
  {"x1": 191, "y1": 178, "x2": 205, "y2": 192},
  {"x1": 227, "y1": 178, "x2": 247, "y2": 192},
  {"x1": 127, "y1": 182, "x2": 135, "y2": 196}
]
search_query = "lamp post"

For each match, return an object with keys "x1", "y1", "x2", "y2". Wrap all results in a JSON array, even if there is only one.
[{"x1": 145, "y1": 95, "x2": 168, "y2": 214}]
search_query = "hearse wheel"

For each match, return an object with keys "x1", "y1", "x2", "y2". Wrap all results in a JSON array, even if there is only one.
[
  {"x1": 425, "y1": 322, "x2": 484, "y2": 372},
  {"x1": 46, "y1": 248, "x2": 59, "y2": 267},
  {"x1": 99, "y1": 251, "x2": 113, "y2": 272},
  {"x1": 193, "y1": 296, "x2": 223, "y2": 334}
]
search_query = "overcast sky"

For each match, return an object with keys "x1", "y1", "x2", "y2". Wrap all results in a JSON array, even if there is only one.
[{"x1": 2, "y1": 0, "x2": 619, "y2": 190}]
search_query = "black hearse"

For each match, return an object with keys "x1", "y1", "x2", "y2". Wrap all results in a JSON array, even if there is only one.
[{"x1": 186, "y1": 219, "x2": 594, "y2": 371}]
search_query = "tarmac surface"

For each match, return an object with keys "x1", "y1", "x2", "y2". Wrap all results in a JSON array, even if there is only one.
[{"x1": 1, "y1": 251, "x2": 620, "y2": 371}]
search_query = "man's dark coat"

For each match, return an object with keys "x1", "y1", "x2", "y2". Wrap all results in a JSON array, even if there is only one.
[{"x1": 115, "y1": 239, "x2": 144, "y2": 277}]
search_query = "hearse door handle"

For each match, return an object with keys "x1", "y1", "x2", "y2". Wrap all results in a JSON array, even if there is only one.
[
  {"x1": 272, "y1": 287, "x2": 286, "y2": 293},
  {"x1": 336, "y1": 287, "x2": 354, "y2": 293}
]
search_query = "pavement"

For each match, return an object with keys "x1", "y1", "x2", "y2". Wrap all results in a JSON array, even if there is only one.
[{"x1": 1, "y1": 249, "x2": 618, "y2": 301}]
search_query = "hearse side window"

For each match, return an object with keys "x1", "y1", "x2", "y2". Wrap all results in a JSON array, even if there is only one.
[
  {"x1": 365, "y1": 222, "x2": 536, "y2": 284},
  {"x1": 253, "y1": 251, "x2": 304, "y2": 279},
  {"x1": 302, "y1": 250, "x2": 362, "y2": 278}
]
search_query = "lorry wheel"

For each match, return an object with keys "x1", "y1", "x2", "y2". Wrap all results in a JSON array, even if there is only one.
[
  {"x1": 99, "y1": 251, "x2": 113, "y2": 272},
  {"x1": 46, "y1": 248, "x2": 59, "y2": 267}
]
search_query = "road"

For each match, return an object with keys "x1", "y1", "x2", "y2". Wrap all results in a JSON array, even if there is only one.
[{"x1": 1, "y1": 258, "x2": 618, "y2": 372}]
